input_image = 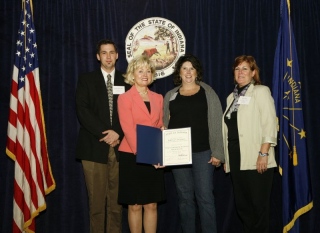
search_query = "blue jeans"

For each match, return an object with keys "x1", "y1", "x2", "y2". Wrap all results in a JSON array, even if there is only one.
[{"x1": 172, "y1": 150, "x2": 217, "y2": 233}]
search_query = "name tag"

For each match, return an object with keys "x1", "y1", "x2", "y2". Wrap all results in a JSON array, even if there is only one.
[
  {"x1": 113, "y1": 86, "x2": 125, "y2": 95},
  {"x1": 238, "y1": 96, "x2": 251, "y2": 105}
]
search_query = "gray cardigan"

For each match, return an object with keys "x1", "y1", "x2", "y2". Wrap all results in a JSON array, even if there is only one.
[{"x1": 163, "y1": 82, "x2": 225, "y2": 162}]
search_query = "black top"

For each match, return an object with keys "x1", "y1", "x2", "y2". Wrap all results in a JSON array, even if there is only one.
[
  {"x1": 144, "y1": 101, "x2": 151, "y2": 113},
  {"x1": 224, "y1": 111, "x2": 239, "y2": 143},
  {"x1": 168, "y1": 87, "x2": 210, "y2": 152},
  {"x1": 224, "y1": 84, "x2": 249, "y2": 144}
]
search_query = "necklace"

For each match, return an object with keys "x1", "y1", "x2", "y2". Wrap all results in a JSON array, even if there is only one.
[{"x1": 139, "y1": 90, "x2": 148, "y2": 95}]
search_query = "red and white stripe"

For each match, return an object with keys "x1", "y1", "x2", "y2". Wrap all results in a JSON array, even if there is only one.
[{"x1": 7, "y1": 66, "x2": 55, "y2": 232}]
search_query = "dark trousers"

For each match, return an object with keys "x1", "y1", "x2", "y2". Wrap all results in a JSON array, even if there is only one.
[
  {"x1": 231, "y1": 168, "x2": 274, "y2": 233},
  {"x1": 82, "y1": 147, "x2": 122, "y2": 233},
  {"x1": 228, "y1": 140, "x2": 274, "y2": 233}
]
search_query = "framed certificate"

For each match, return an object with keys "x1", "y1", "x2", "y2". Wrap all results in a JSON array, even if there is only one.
[{"x1": 136, "y1": 124, "x2": 192, "y2": 166}]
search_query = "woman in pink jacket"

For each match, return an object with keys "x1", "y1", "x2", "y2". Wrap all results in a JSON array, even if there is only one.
[{"x1": 117, "y1": 55, "x2": 165, "y2": 233}]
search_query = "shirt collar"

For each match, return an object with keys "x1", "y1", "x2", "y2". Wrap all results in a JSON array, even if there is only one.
[{"x1": 101, "y1": 68, "x2": 115, "y2": 84}]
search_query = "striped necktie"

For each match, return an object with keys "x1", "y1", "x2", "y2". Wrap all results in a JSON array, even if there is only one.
[{"x1": 106, "y1": 74, "x2": 113, "y2": 125}]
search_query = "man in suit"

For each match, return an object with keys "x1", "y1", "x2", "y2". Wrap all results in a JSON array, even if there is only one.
[{"x1": 76, "y1": 39, "x2": 129, "y2": 233}]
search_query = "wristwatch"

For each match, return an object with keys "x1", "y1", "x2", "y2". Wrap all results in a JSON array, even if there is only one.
[{"x1": 259, "y1": 151, "x2": 269, "y2": 157}]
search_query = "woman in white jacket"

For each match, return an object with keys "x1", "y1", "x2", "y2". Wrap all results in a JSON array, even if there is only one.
[{"x1": 222, "y1": 55, "x2": 277, "y2": 233}]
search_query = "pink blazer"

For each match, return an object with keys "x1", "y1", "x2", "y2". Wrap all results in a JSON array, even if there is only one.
[{"x1": 118, "y1": 85, "x2": 163, "y2": 154}]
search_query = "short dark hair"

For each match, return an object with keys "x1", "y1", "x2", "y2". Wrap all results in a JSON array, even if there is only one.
[
  {"x1": 96, "y1": 39, "x2": 118, "y2": 54},
  {"x1": 173, "y1": 54, "x2": 203, "y2": 85}
]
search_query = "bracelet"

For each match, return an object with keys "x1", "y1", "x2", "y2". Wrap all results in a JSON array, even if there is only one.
[{"x1": 259, "y1": 151, "x2": 269, "y2": 157}]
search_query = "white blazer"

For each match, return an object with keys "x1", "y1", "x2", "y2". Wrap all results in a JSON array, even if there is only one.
[{"x1": 222, "y1": 84, "x2": 277, "y2": 173}]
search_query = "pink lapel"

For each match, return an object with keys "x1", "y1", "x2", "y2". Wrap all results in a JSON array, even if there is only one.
[
  {"x1": 130, "y1": 86, "x2": 150, "y2": 117},
  {"x1": 148, "y1": 91, "x2": 159, "y2": 121}
]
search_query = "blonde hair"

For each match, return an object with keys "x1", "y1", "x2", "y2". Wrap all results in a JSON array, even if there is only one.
[{"x1": 124, "y1": 55, "x2": 156, "y2": 85}]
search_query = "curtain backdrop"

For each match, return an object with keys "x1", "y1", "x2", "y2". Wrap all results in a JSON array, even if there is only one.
[{"x1": 1, "y1": 0, "x2": 319, "y2": 232}]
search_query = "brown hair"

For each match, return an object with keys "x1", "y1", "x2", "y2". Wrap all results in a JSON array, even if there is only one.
[
  {"x1": 232, "y1": 55, "x2": 261, "y2": 85},
  {"x1": 173, "y1": 54, "x2": 203, "y2": 86},
  {"x1": 96, "y1": 39, "x2": 118, "y2": 54}
]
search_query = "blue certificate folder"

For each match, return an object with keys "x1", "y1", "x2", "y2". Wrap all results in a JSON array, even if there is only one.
[
  {"x1": 136, "y1": 124, "x2": 163, "y2": 165},
  {"x1": 136, "y1": 124, "x2": 192, "y2": 166}
]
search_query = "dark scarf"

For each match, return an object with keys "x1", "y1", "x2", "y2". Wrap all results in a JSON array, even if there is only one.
[{"x1": 226, "y1": 84, "x2": 250, "y2": 119}]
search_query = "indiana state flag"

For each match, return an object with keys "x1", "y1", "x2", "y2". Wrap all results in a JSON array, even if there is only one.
[{"x1": 272, "y1": 0, "x2": 313, "y2": 232}]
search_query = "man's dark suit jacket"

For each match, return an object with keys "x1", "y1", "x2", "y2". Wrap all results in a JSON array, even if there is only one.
[{"x1": 75, "y1": 69, "x2": 129, "y2": 163}]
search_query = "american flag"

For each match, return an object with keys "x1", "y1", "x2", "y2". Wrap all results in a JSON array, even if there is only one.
[{"x1": 6, "y1": 0, "x2": 56, "y2": 232}]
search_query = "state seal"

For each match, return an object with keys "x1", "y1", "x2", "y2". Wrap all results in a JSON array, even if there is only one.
[{"x1": 125, "y1": 17, "x2": 186, "y2": 79}]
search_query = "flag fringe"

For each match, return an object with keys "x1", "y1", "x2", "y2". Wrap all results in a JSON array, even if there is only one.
[
  {"x1": 283, "y1": 201, "x2": 313, "y2": 233},
  {"x1": 6, "y1": 148, "x2": 17, "y2": 161}
]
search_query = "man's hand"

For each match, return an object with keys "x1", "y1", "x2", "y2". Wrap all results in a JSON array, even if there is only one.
[
  {"x1": 110, "y1": 140, "x2": 120, "y2": 147},
  {"x1": 99, "y1": 130, "x2": 119, "y2": 145}
]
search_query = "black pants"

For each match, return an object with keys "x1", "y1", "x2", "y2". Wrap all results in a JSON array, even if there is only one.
[{"x1": 229, "y1": 143, "x2": 274, "y2": 233}]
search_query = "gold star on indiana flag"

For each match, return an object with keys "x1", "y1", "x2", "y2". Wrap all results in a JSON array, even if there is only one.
[{"x1": 298, "y1": 129, "x2": 306, "y2": 139}]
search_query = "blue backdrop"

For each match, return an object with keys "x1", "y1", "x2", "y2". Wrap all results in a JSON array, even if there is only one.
[{"x1": 1, "y1": 0, "x2": 319, "y2": 232}]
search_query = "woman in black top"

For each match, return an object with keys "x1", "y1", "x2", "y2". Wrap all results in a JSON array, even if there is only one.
[{"x1": 163, "y1": 54, "x2": 224, "y2": 233}]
